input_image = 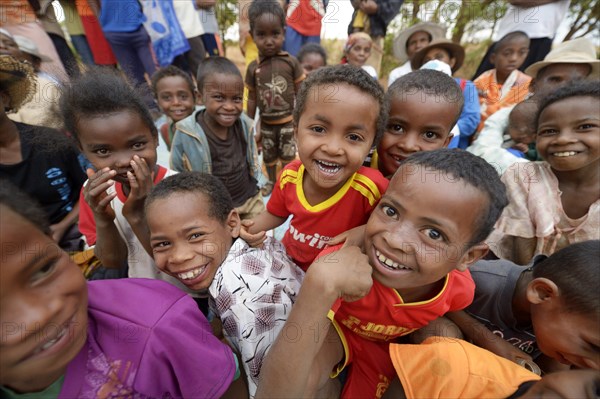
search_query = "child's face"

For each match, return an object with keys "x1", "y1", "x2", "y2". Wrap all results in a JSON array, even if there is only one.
[
  {"x1": 508, "y1": 107, "x2": 535, "y2": 145},
  {"x1": 0, "y1": 207, "x2": 88, "y2": 392},
  {"x1": 406, "y1": 31, "x2": 431, "y2": 58},
  {"x1": 200, "y1": 73, "x2": 244, "y2": 129},
  {"x1": 300, "y1": 52, "x2": 326, "y2": 76},
  {"x1": 536, "y1": 96, "x2": 599, "y2": 172},
  {"x1": 363, "y1": 165, "x2": 487, "y2": 294},
  {"x1": 490, "y1": 37, "x2": 529, "y2": 79},
  {"x1": 423, "y1": 47, "x2": 455, "y2": 70},
  {"x1": 532, "y1": 63, "x2": 590, "y2": 96},
  {"x1": 346, "y1": 38, "x2": 372, "y2": 67},
  {"x1": 77, "y1": 110, "x2": 158, "y2": 184},
  {"x1": 251, "y1": 13, "x2": 284, "y2": 58},
  {"x1": 155, "y1": 76, "x2": 196, "y2": 123},
  {"x1": 519, "y1": 369, "x2": 600, "y2": 399},
  {"x1": 147, "y1": 192, "x2": 240, "y2": 292},
  {"x1": 295, "y1": 83, "x2": 378, "y2": 197},
  {"x1": 377, "y1": 94, "x2": 455, "y2": 177},
  {"x1": 530, "y1": 297, "x2": 600, "y2": 370}
]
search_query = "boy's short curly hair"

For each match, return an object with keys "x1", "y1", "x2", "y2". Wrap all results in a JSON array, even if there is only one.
[
  {"x1": 293, "y1": 65, "x2": 388, "y2": 147},
  {"x1": 535, "y1": 80, "x2": 600, "y2": 131},
  {"x1": 60, "y1": 66, "x2": 157, "y2": 140},
  {"x1": 249, "y1": 0, "x2": 285, "y2": 33},
  {"x1": 150, "y1": 65, "x2": 196, "y2": 98},
  {"x1": 145, "y1": 172, "x2": 233, "y2": 223},
  {"x1": 196, "y1": 56, "x2": 243, "y2": 93},
  {"x1": 387, "y1": 69, "x2": 464, "y2": 127},
  {"x1": 533, "y1": 240, "x2": 600, "y2": 316},
  {"x1": 398, "y1": 149, "x2": 508, "y2": 245}
]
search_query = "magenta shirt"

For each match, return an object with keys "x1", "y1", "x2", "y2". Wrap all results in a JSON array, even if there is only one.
[{"x1": 59, "y1": 279, "x2": 235, "y2": 398}]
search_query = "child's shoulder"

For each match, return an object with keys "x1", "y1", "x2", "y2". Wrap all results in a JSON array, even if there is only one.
[
  {"x1": 87, "y1": 279, "x2": 200, "y2": 327},
  {"x1": 354, "y1": 165, "x2": 389, "y2": 192}
]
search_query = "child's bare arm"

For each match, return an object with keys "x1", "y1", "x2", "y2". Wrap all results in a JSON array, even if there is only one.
[
  {"x1": 256, "y1": 246, "x2": 373, "y2": 397},
  {"x1": 512, "y1": 236, "x2": 537, "y2": 265},
  {"x1": 247, "y1": 89, "x2": 257, "y2": 120},
  {"x1": 240, "y1": 211, "x2": 287, "y2": 247},
  {"x1": 84, "y1": 168, "x2": 128, "y2": 268},
  {"x1": 447, "y1": 311, "x2": 534, "y2": 365}
]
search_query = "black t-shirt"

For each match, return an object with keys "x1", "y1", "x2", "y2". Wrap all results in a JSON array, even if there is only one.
[
  {"x1": 198, "y1": 111, "x2": 258, "y2": 207},
  {"x1": 0, "y1": 123, "x2": 87, "y2": 224}
]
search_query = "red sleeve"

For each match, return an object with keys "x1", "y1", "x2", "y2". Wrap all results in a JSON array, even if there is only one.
[
  {"x1": 447, "y1": 269, "x2": 476, "y2": 312},
  {"x1": 78, "y1": 185, "x2": 97, "y2": 245},
  {"x1": 266, "y1": 164, "x2": 296, "y2": 219}
]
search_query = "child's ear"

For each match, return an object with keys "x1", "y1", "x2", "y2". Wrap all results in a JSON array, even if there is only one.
[
  {"x1": 226, "y1": 209, "x2": 241, "y2": 238},
  {"x1": 526, "y1": 278, "x2": 560, "y2": 305},
  {"x1": 455, "y1": 243, "x2": 489, "y2": 272},
  {"x1": 442, "y1": 132, "x2": 453, "y2": 148},
  {"x1": 449, "y1": 57, "x2": 457, "y2": 69},
  {"x1": 489, "y1": 53, "x2": 496, "y2": 66}
]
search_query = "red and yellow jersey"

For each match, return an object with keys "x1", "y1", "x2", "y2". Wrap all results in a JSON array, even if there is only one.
[
  {"x1": 329, "y1": 267, "x2": 475, "y2": 342},
  {"x1": 267, "y1": 160, "x2": 388, "y2": 271}
]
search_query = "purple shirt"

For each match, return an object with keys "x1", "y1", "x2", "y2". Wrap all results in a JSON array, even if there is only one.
[{"x1": 60, "y1": 279, "x2": 235, "y2": 398}]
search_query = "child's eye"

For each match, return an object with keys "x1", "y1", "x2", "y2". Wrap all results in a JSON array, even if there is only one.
[
  {"x1": 31, "y1": 261, "x2": 57, "y2": 283},
  {"x1": 234, "y1": 96, "x2": 243, "y2": 103},
  {"x1": 94, "y1": 148, "x2": 110, "y2": 156},
  {"x1": 213, "y1": 95, "x2": 224, "y2": 101},
  {"x1": 381, "y1": 204, "x2": 398, "y2": 219},
  {"x1": 423, "y1": 131, "x2": 439, "y2": 140},
  {"x1": 311, "y1": 126, "x2": 325, "y2": 134},
  {"x1": 578, "y1": 123, "x2": 597, "y2": 130},
  {"x1": 132, "y1": 142, "x2": 146, "y2": 150},
  {"x1": 347, "y1": 133, "x2": 363, "y2": 142},
  {"x1": 189, "y1": 232, "x2": 204, "y2": 240},
  {"x1": 160, "y1": 95, "x2": 172, "y2": 101},
  {"x1": 153, "y1": 241, "x2": 170, "y2": 250},
  {"x1": 424, "y1": 228, "x2": 444, "y2": 241},
  {"x1": 387, "y1": 124, "x2": 404, "y2": 134},
  {"x1": 538, "y1": 128, "x2": 557, "y2": 136}
]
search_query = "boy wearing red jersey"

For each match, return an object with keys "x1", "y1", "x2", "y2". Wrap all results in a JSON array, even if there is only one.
[
  {"x1": 256, "y1": 149, "x2": 509, "y2": 398},
  {"x1": 242, "y1": 65, "x2": 389, "y2": 271}
]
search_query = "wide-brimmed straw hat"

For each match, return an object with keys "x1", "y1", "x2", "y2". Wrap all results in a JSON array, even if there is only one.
[
  {"x1": 525, "y1": 37, "x2": 600, "y2": 78},
  {"x1": 411, "y1": 39, "x2": 465, "y2": 73},
  {"x1": 393, "y1": 22, "x2": 447, "y2": 63},
  {"x1": 0, "y1": 55, "x2": 36, "y2": 112}
]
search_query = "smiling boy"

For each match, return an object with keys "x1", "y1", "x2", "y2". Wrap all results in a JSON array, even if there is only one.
[{"x1": 256, "y1": 149, "x2": 509, "y2": 398}]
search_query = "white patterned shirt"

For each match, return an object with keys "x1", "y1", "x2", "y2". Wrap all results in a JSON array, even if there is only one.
[{"x1": 209, "y1": 237, "x2": 304, "y2": 397}]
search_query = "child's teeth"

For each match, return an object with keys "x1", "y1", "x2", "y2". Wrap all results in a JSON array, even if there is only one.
[
  {"x1": 35, "y1": 328, "x2": 66, "y2": 354},
  {"x1": 177, "y1": 265, "x2": 206, "y2": 280},
  {"x1": 375, "y1": 250, "x2": 406, "y2": 270},
  {"x1": 554, "y1": 151, "x2": 577, "y2": 157}
]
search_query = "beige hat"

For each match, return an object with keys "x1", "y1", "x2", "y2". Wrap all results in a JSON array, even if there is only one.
[
  {"x1": 525, "y1": 37, "x2": 600, "y2": 78},
  {"x1": 13, "y1": 35, "x2": 52, "y2": 62},
  {"x1": 0, "y1": 55, "x2": 36, "y2": 112},
  {"x1": 393, "y1": 22, "x2": 447, "y2": 64},
  {"x1": 411, "y1": 39, "x2": 465, "y2": 73}
]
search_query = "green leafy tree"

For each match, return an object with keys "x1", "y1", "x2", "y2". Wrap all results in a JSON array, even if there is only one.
[{"x1": 215, "y1": 0, "x2": 238, "y2": 56}]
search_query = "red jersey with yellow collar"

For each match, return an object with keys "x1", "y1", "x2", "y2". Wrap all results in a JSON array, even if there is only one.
[
  {"x1": 320, "y1": 244, "x2": 475, "y2": 398},
  {"x1": 329, "y1": 267, "x2": 475, "y2": 341},
  {"x1": 267, "y1": 159, "x2": 388, "y2": 271}
]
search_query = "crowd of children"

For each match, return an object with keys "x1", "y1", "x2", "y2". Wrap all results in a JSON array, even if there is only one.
[{"x1": 1, "y1": 1, "x2": 599, "y2": 397}]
